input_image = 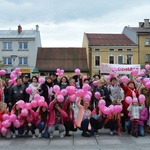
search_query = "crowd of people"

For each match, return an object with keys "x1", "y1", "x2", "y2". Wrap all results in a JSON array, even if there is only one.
[{"x1": 0, "y1": 70, "x2": 150, "y2": 139}]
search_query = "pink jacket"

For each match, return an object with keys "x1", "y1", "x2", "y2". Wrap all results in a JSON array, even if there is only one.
[
  {"x1": 47, "y1": 100, "x2": 68, "y2": 126},
  {"x1": 26, "y1": 109, "x2": 36, "y2": 124},
  {"x1": 75, "y1": 97, "x2": 92, "y2": 130},
  {"x1": 139, "y1": 107, "x2": 148, "y2": 126}
]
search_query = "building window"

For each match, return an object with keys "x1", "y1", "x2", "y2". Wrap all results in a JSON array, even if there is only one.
[
  {"x1": 109, "y1": 49, "x2": 114, "y2": 51},
  {"x1": 19, "y1": 57, "x2": 28, "y2": 65},
  {"x1": 3, "y1": 42, "x2": 12, "y2": 50},
  {"x1": 145, "y1": 39, "x2": 150, "y2": 45},
  {"x1": 118, "y1": 56, "x2": 123, "y2": 64},
  {"x1": 146, "y1": 54, "x2": 150, "y2": 62},
  {"x1": 3, "y1": 57, "x2": 12, "y2": 65},
  {"x1": 19, "y1": 42, "x2": 28, "y2": 50},
  {"x1": 127, "y1": 49, "x2": 131, "y2": 51},
  {"x1": 95, "y1": 49, "x2": 100, "y2": 51},
  {"x1": 126, "y1": 55, "x2": 132, "y2": 64},
  {"x1": 94, "y1": 56, "x2": 100, "y2": 66},
  {"x1": 109, "y1": 56, "x2": 114, "y2": 64},
  {"x1": 118, "y1": 49, "x2": 123, "y2": 51}
]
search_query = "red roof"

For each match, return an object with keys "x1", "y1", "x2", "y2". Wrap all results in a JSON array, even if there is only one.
[
  {"x1": 85, "y1": 33, "x2": 137, "y2": 46},
  {"x1": 36, "y1": 47, "x2": 89, "y2": 72}
]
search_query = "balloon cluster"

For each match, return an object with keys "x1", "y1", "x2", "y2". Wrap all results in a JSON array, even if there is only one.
[
  {"x1": 9, "y1": 68, "x2": 22, "y2": 85},
  {"x1": 56, "y1": 68, "x2": 64, "y2": 76},
  {"x1": 98, "y1": 99, "x2": 122, "y2": 115}
]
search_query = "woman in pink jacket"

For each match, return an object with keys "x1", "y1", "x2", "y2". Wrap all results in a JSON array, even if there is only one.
[
  {"x1": 47, "y1": 98, "x2": 68, "y2": 138},
  {"x1": 76, "y1": 97, "x2": 94, "y2": 137}
]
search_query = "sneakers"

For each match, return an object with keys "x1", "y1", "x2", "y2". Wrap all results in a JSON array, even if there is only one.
[
  {"x1": 38, "y1": 133, "x2": 42, "y2": 138},
  {"x1": 59, "y1": 133, "x2": 64, "y2": 138},
  {"x1": 32, "y1": 134, "x2": 36, "y2": 138},
  {"x1": 12, "y1": 133, "x2": 16, "y2": 138},
  {"x1": 110, "y1": 131, "x2": 114, "y2": 136},
  {"x1": 49, "y1": 134, "x2": 53, "y2": 139},
  {"x1": 82, "y1": 132, "x2": 90, "y2": 137}
]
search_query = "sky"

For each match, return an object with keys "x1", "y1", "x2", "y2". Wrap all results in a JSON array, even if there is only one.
[{"x1": 0, "y1": 0, "x2": 150, "y2": 47}]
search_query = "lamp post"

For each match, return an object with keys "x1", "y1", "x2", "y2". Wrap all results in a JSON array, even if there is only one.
[{"x1": 11, "y1": 55, "x2": 18, "y2": 70}]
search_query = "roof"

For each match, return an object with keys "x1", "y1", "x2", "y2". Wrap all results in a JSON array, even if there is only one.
[
  {"x1": 129, "y1": 27, "x2": 150, "y2": 33},
  {"x1": 0, "y1": 30, "x2": 37, "y2": 38},
  {"x1": 85, "y1": 33, "x2": 137, "y2": 46},
  {"x1": 36, "y1": 47, "x2": 89, "y2": 72}
]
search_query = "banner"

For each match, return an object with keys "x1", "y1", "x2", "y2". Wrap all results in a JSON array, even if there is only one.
[{"x1": 100, "y1": 63, "x2": 141, "y2": 74}]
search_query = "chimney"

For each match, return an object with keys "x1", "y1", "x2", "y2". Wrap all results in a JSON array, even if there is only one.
[
  {"x1": 36, "y1": 25, "x2": 39, "y2": 31},
  {"x1": 18, "y1": 25, "x2": 22, "y2": 34},
  {"x1": 144, "y1": 19, "x2": 150, "y2": 28}
]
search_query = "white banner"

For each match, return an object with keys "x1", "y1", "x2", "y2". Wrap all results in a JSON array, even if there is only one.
[{"x1": 100, "y1": 63, "x2": 141, "y2": 74}]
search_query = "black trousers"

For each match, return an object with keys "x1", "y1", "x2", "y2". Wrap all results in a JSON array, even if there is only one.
[
  {"x1": 104, "y1": 119, "x2": 119, "y2": 131},
  {"x1": 90, "y1": 118, "x2": 103, "y2": 130},
  {"x1": 64, "y1": 120, "x2": 77, "y2": 133}
]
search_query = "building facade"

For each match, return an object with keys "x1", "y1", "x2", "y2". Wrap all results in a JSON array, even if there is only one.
[
  {"x1": 0, "y1": 25, "x2": 41, "y2": 77},
  {"x1": 123, "y1": 19, "x2": 150, "y2": 68},
  {"x1": 82, "y1": 33, "x2": 138, "y2": 76}
]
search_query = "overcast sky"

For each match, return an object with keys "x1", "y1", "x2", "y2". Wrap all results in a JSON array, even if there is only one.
[{"x1": 0, "y1": 0, "x2": 150, "y2": 47}]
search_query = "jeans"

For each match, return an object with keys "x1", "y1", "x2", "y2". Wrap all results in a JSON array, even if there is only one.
[
  {"x1": 48, "y1": 123, "x2": 65, "y2": 135},
  {"x1": 37, "y1": 121, "x2": 45, "y2": 133}
]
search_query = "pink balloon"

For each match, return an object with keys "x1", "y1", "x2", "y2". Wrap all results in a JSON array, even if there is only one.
[
  {"x1": 74, "y1": 68, "x2": 81, "y2": 75},
  {"x1": 8, "y1": 79, "x2": 14, "y2": 85},
  {"x1": 2, "y1": 120, "x2": 11, "y2": 128},
  {"x1": 109, "y1": 73, "x2": 115, "y2": 78},
  {"x1": 94, "y1": 92, "x2": 101, "y2": 99},
  {"x1": 34, "y1": 94, "x2": 41, "y2": 101},
  {"x1": 60, "y1": 89, "x2": 68, "y2": 96},
  {"x1": 0, "y1": 69, "x2": 6, "y2": 75},
  {"x1": 25, "y1": 103, "x2": 32, "y2": 110},
  {"x1": 75, "y1": 89, "x2": 85, "y2": 97},
  {"x1": 10, "y1": 73, "x2": 16, "y2": 79},
  {"x1": 145, "y1": 64, "x2": 150, "y2": 70},
  {"x1": 39, "y1": 77, "x2": 45, "y2": 84},
  {"x1": 31, "y1": 100, "x2": 38, "y2": 108},
  {"x1": 69, "y1": 94, "x2": 76, "y2": 102},
  {"x1": 112, "y1": 67, "x2": 118, "y2": 72},
  {"x1": 2, "y1": 114, "x2": 10, "y2": 121},
  {"x1": 0, "y1": 122, "x2": 2, "y2": 130},
  {"x1": 57, "y1": 94, "x2": 64, "y2": 102},
  {"x1": 125, "y1": 96, "x2": 133, "y2": 104},
  {"x1": 83, "y1": 94, "x2": 91, "y2": 102},
  {"x1": 26, "y1": 87, "x2": 32, "y2": 94},
  {"x1": 145, "y1": 81, "x2": 150, "y2": 89},
  {"x1": 120, "y1": 76, "x2": 129, "y2": 83},
  {"x1": 86, "y1": 91, "x2": 92, "y2": 97},
  {"x1": 16, "y1": 100, "x2": 25, "y2": 109},
  {"x1": 66, "y1": 86, "x2": 76, "y2": 94},
  {"x1": 102, "y1": 107, "x2": 111, "y2": 115},
  {"x1": 82, "y1": 84, "x2": 90, "y2": 92},
  {"x1": 56, "y1": 68, "x2": 61, "y2": 73},
  {"x1": 13, "y1": 119, "x2": 21, "y2": 128},
  {"x1": 98, "y1": 99, "x2": 106, "y2": 107},
  {"x1": 1, "y1": 127, "x2": 8, "y2": 135},
  {"x1": 131, "y1": 69, "x2": 138, "y2": 76},
  {"x1": 114, "y1": 105, "x2": 122, "y2": 113},
  {"x1": 53, "y1": 85, "x2": 60, "y2": 94},
  {"x1": 93, "y1": 81, "x2": 98, "y2": 86},
  {"x1": 143, "y1": 78, "x2": 149, "y2": 84},
  {"x1": 38, "y1": 99, "x2": 45, "y2": 106},
  {"x1": 140, "y1": 71, "x2": 145, "y2": 76},
  {"x1": 109, "y1": 105, "x2": 115, "y2": 113},
  {"x1": 11, "y1": 70, "x2": 17, "y2": 74},
  {"x1": 136, "y1": 77, "x2": 142, "y2": 82},
  {"x1": 139, "y1": 94, "x2": 146, "y2": 104},
  {"x1": 9, "y1": 114, "x2": 17, "y2": 122},
  {"x1": 61, "y1": 69, "x2": 64, "y2": 73},
  {"x1": 15, "y1": 67, "x2": 21, "y2": 73},
  {"x1": 82, "y1": 75, "x2": 87, "y2": 82},
  {"x1": 18, "y1": 71, "x2": 22, "y2": 77},
  {"x1": 21, "y1": 108, "x2": 29, "y2": 117}
]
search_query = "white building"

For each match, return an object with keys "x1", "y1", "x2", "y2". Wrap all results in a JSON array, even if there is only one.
[{"x1": 0, "y1": 25, "x2": 41, "y2": 76}]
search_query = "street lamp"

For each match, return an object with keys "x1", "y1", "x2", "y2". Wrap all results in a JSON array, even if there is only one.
[{"x1": 11, "y1": 55, "x2": 18, "y2": 70}]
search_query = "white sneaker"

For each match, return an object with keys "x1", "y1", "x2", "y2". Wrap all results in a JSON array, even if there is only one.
[
  {"x1": 32, "y1": 134, "x2": 36, "y2": 138},
  {"x1": 50, "y1": 134, "x2": 53, "y2": 139},
  {"x1": 59, "y1": 133, "x2": 64, "y2": 138},
  {"x1": 38, "y1": 133, "x2": 42, "y2": 138},
  {"x1": 12, "y1": 133, "x2": 16, "y2": 138}
]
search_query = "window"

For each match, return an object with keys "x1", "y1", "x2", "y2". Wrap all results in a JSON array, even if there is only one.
[
  {"x1": 19, "y1": 42, "x2": 28, "y2": 50},
  {"x1": 146, "y1": 54, "x2": 150, "y2": 62},
  {"x1": 19, "y1": 57, "x2": 28, "y2": 65},
  {"x1": 127, "y1": 49, "x2": 131, "y2": 51},
  {"x1": 126, "y1": 55, "x2": 132, "y2": 64},
  {"x1": 109, "y1": 49, "x2": 114, "y2": 51},
  {"x1": 3, "y1": 42, "x2": 12, "y2": 50},
  {"x1": 95, "y1": 49, "x2": 100, "y2": 51},
  {"x1": 94, "y1": 56, "x2": 100, "y2": 66},
  {"x1": 109, "y1": 56, "x2": 114, "y2": 64},
  {"x1": 3, "y1": 57, "x2": 12, "y2": 65},
  {"x1": 118, "y1": 56, "x2": 123, "y2": 64},
  {"x1": 145, "y1": 39, "x2": 150, "y2": 45},
  {"x1": 118, "y1": 49, "x2": 123, "y2": 51}
]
